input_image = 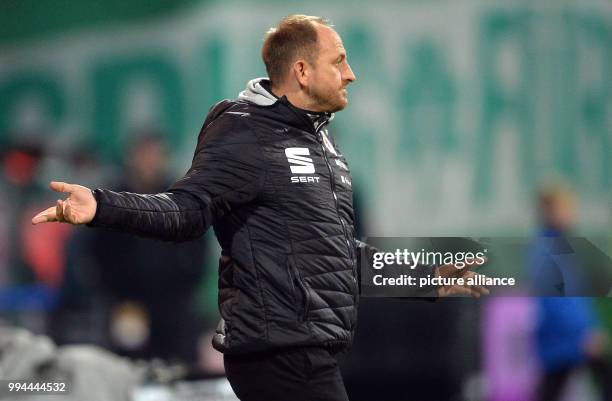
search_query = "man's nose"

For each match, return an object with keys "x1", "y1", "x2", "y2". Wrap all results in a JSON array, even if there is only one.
[{"x1": 344, "y1": 63, "x2": 356, "y2": 83}]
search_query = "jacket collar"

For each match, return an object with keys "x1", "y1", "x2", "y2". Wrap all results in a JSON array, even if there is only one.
[{"x1": 238, "y1": 77, "x2": 333, "y2": 133}]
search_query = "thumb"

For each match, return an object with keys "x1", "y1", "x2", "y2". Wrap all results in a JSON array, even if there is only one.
[
  {"x1": 50, "y1": 181, "x2": 76, "y2": 194},
  {"x1": 465, "y1": 256, "x2": 488, "y2": 271},
  {"x1": 439, "y1": 257, "x2": 488, "y2": 278}
]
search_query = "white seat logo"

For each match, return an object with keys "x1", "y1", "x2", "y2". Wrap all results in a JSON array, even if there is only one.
[{"x1": 285, "y1": 148, "x2": 315, "y2": 174}]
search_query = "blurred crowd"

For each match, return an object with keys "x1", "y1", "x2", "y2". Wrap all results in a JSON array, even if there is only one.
[
  {"x1": 0, "y1": 128, "x2": 611, "y2": 401},
  {"x1": 0, "y1": 129, "x2": 222, "y2": 377},
  {"x1": 2, "y1": 0, "x2": 612, "y2": 398}
]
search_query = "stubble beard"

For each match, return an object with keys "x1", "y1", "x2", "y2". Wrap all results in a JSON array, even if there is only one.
[{"x1": 308, "y1": 85, "x2": 347, "y2": 113}]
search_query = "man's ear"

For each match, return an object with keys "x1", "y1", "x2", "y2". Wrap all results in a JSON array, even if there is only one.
[{"x1": 292, "y1": 60, "x2": 310, "y2": 87}]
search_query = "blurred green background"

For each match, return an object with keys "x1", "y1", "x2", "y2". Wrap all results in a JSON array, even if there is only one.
[
  {"x1": 1, "y1": 0, "x2": 610, "y2": 236},
  {"x1": 0, "y1": 1, "x2": 611, "y2": 400}
]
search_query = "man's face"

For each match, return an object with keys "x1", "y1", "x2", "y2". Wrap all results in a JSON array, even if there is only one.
[
  {"x1": 547, "y1": 194, "x2": 576, "y2": 231},
  {"x1": 130, "y1": 139, "x2": 168, "y2": 183},
  {"x1": 306, "y1": 25, "x2": 356, "y2": 112}
]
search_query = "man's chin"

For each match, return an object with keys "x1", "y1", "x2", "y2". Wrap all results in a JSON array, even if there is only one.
[
  {"x1": 334, "y1": 101, "x2": 348, "y2": 112},
  {"x1": 313, "y1": 95, "x2": 348, "y2": 113},
  {"x1": 327, "y1": 97, "x2": 348, "y2": 113}
]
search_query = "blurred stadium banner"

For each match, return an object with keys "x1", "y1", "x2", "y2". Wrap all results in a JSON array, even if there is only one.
[{"x1": 1, "y1": 0, "x2": 610, "y2": 235}]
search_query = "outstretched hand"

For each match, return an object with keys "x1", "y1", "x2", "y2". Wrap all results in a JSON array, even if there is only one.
[
  {"x1": 31, "y1": 181, "x2": 97, "y2": 225},
  {"x1": 436, "y1": 260, "x2": 490, "y2": 298}
]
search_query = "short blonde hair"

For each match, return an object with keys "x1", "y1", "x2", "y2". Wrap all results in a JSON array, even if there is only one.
[{"x1": 261, "y1": 15, "x2": 331, "y2": 85}]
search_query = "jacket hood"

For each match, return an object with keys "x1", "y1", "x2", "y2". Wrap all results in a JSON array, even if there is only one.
[
  {"x1": 238, "y1": 77, "x2": 277, "y2": 106},
  {"x1": 237, "y1": 77, "x2": 335, "y2": 132}
]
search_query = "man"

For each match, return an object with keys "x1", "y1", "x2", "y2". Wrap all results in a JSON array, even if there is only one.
[
  {"x1": 530, "y1": 184, "x2": 612, "y2": 401},
  {"x1": 32, "y1": 15, "x2": 486, "y2": 401}
]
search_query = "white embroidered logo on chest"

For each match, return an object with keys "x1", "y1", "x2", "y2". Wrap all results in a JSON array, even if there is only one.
[
  {"x1": 285, "y1": 147, "x2": 315, "y2": 174},
  {"x1": 285, "y1": 148, "x2": 320, "y2": 183}
]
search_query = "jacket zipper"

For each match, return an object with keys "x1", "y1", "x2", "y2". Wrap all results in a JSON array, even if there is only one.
[
  {"x1": 316, "y1": 128, "x2": 359, "y2": 304},
  {"x1": 283, "y1": 104, "x2": 358, "y2": 326}
]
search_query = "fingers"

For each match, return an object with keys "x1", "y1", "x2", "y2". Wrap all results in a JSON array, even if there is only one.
[
  {"x1": 439, "y1": 285, "x2": 474, "y2": 298},
  {"x1": 437, "y1": 264, "x2": 457, "y2": 278},
  {"x1": 479, "y1": 287, "x2": 490, "y2": 296},
  {"x1": 50, "y1": 181, "x2": 75, "y2": 194},
  {"x1": 465, "y1": 271, "x2": 490, "y2": 297},
  {"x1": 438, "y1": 271, "x2": 491, "y2": 298},
  {"x1": 438, "y1": 257, "x2": 489, "y2": 279},
  {"x1": 455, "y1": 257, "x2": 488, "y2": 272},
  {"x1": 31, "y1": 206, "x2": 58, "y2": 225},
  {"x1": 56, "y1": 199, "x2": 66, "y2": 222},
  {"x1": 456, "y1": 286, "x2": 476, "y2": 297},
  {"x1": 464, "y1": 256, "x2": 488, "y2": 271},
  {"x1": 457, "y1": 285, "x2": 486, "y2": 298},
  {"x1": 31, "y1": 199, "x2": 78, "y2": 225},
  {"x1": 471, "y1": 284, "x2": 490, "y2": 296},
  {"x1": 63, "y1": 201, "x2": 74, "y2": 223}
]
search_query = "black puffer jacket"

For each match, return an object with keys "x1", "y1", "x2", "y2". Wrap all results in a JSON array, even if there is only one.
[{"x1": 90, "y1": 78, "x2": 365, "y2": 355}]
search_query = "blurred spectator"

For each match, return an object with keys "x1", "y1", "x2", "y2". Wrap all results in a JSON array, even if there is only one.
[
  {"x1": 0, "y1": 140, "x2": 62, "y2": 287},
  {"x1": 530, "y1": 183, "x2": 612, "y2": 401},
  {"x1": 52, "y1": 131, "x2": 209, "y2": 365},
  {"x1": 483, "y1": 297, "x2": 538, "y2": 401},
  {"x1": 0, "y1": 140, "x2": 71, "y2": 333}
]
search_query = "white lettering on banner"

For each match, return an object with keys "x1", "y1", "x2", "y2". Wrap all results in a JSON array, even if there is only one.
[{"x1": 2, "y1": 1, "x2": 609, "y2": 233}]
